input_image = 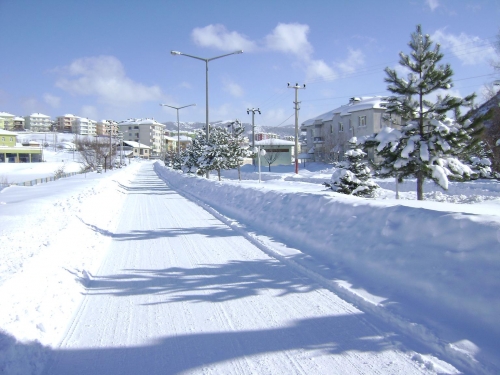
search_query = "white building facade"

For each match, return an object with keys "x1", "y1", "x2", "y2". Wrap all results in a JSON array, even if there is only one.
[
  {"x1": 24, "y1": 113, "x2": 52, "y2": 132},
  {"x1": 74, "y1": 117, "x2": 97, "y2": 136},
  {"x1": 0, "y1": 112, "x2": 15, "y2": 130}
]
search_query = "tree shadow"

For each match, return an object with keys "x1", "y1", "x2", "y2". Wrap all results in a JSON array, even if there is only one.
[
  {"x1": 40, "y1": 314, "x2": 414, "y2": 375},
  {"x1": 78, "y1": 259, "x2": 317, "y2": 303}
]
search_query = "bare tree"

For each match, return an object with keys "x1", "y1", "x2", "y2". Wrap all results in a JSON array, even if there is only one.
[
  {"x1": 262, "y1": 139, "x2": 280, "y2": 171},
  {"x1": 76, "y1": 136, "x2": 113, "y2": 172}
]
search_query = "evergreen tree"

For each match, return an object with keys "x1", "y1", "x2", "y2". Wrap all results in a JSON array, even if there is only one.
[
  {"x1": 226, "y1": 121, "x2": 251, "y2": 180},
  {"x1": 326, "y1": 137, "x2": 379, "y2": 197},
  {"x1": 363, "y1": 25, "x2": 487, "y2": 200},
  {"x1": 198, "y1": 126, "x2": 231, "y2": 180}
]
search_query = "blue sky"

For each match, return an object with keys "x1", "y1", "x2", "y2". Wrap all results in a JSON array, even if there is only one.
[{"x1": 0, "y1": 0, "x2": 499, "y2": 127}]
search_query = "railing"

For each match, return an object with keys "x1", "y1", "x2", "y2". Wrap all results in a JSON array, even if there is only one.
[{"x1": 0, "y1": 171, "x2": 83, "y2": 188}]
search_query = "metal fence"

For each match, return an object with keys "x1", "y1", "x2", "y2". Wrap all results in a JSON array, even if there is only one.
[{"x1": 0, "y1": 171, "x2": 83, "y2": 187}]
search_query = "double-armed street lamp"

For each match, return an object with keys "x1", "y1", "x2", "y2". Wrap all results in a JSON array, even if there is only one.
[
  {"x1": 170, "y1": 49, "x2": 243, "y2": 178},
  {"x1": 160, "y1": 103, "x2": 196, "y2": 156}
]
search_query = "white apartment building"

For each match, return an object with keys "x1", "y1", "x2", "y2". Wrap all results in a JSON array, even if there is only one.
[
  {"x1": 118, "y1": 118, "x2": 164, "y2": 156},
  {"x1": 74, "y1": 117, "x2": 97, "y2": 136},
  {"x1": 56, "y1": 114, "x2": 76, "y2": 133},
  {"x1": 0, "y1": 112, "x2": 15, "y2": 130},
  {"x1": 24, "y1": 113, "x2": 52, "y2": 132},
  {"x1": 301, "y1": 97, "x2": 400, "y2": 162}
]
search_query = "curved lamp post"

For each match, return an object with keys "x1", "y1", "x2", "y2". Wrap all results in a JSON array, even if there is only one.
[
  {"x1": 171, "y1": 49, "x2": 243, "y2": 177},
  {"x1": 160, "y1": 103, "x2": 196, "y2": 155}
]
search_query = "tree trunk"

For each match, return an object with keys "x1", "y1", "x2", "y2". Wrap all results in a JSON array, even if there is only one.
[{"x1": 417, "y1": 171, "x2": 424, "y2": 200}]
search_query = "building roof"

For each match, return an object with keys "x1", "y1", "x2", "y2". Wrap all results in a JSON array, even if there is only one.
[
  {"x1": 26, "y1": 113, "x2": 51, "y2": 118},
  {"x1": 118, "y1": 118, "x2": 164, "y2": 126},
  {"x1": 302, "y1": 96, "x2": 388, "y2": 126},
  {"x1": 122, "y1": 140, "x2": 151, "y2": 149},
  {"x1": 0, "y1": 112, "x2": 15, "y2": 117},
  {"x1": 255, "y1": 139, "x2": 295, "y2": 146},
  {"x1": 0, "y1": 129, "x2": 18, "y2": 136}
]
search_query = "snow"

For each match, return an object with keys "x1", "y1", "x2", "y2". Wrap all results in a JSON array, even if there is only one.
[{"x1": 1, "y1": 158, "x2": 500, "y2": 374}]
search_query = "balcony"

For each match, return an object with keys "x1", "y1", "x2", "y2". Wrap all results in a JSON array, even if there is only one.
[{"x1": 313, "y1": 137, "x2": 324, "y2": 143}]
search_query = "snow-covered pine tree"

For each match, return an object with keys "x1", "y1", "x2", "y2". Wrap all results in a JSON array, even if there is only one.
[
  {"x1": 363, "y1": 25, "x2": 488, "y2": 200},
  {"x1": 226, "y1": 121, "x2": 251, "y2": 181},
  {"x1": 183, "y1": 129, "x2": 206, "y2": 174},
  {"x1": 326, "y1": 137, "x2": 379, "y2": 197},
  {"x1": 198, "y1": 126, "x2": 230, "y2": 180}
]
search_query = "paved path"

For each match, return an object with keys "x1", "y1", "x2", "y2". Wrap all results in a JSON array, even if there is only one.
[{"x1": 45, "y1": 163, "x2": 431, "y2": 374}]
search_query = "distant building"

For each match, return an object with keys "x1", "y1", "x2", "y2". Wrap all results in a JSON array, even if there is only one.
[
  {"x1": 301, "y1": 96, "x2": 400, "y2": 162},
  {"x1": 0, "y1": 112, "x2": 15, "y2": 130},
  {"x1": 13, "y1": 117, "x2": 25, "y2": 131},
  {"x1": 0, "y1": 129, "x2": 42, "y2": 163},
  {"x1": 122, "y1": 140, "x2": 151, "y2": 159},
  {"x1": 97, "y1": 120, "x2": 119, "y2": 136},
  {"x1": 55, "y1": 114, "x2": 76, "y2": 133},
  {"x1": 74, "y1": 117, "x2": 97, "y2": 136},
  {"x1": 24, "y1": 113, "x2": 52, "y2": 132},
  {"x1": 118, "y1": 118, "x2": 164, "y2": 156},
  {"x1": 254, "y1": 139, "x2": 295, "y2": 167}
]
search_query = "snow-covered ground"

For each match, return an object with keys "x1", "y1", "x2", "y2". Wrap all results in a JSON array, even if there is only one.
[{"x1": 0, "y1": 157, "x2": 499, "y2": 374}]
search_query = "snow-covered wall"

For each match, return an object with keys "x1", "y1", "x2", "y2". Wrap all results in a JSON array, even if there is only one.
[{"x1": 154, "y1": 164, "x2": 500, "y2": 339}]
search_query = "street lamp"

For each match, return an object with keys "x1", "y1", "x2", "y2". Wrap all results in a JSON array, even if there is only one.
[
  {"x1": 160, "y1": 103, "x2": 196, "y2": 156},
  {"x1": 171, "y1": 49, "x2": 243, "y2": 178}
]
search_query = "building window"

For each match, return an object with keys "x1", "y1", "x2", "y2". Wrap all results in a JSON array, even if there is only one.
[
  {"x1": 338, "y1": 122, "x2": 344, "y2": 132},
  {"x1": 348, "y1": 119, "x2": 352, "y2": 129},
  {"x1": 359, "y1": 116, "x2": 367, "y2": 127}
]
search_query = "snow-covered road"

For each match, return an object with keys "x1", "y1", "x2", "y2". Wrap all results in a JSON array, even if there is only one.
[{"x1": 43, "y1": 163, "x2": 436, "y2": 374}]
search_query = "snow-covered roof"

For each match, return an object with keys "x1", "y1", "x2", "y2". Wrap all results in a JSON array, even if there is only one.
[
  {"x1": 0, "y1": 112, "x2": 15, "y2": 117},
  {"x1": 302, "y1": 96, "x2": 388, "y2": 126},
  {"x1": 14, "y1": 117, "x2": 24, "y2": 121},
  {"x1": 0, "y1": 129, "x2": 18, "y2": 136},
  {"x1": 122, "y1": 140, "x2": 151, "y2": 149},
  {"x1": 118, "y1": 118, "x2": 164, "y2": 126},
  {"x1": 254, "y1": 139, "x2": 295, "y2": 146},
  {"x1": 27, "y1": 113, "x2": 51, "y2": 118},
  {"x1": 57, "y1": 114, "x2": 76, "y2": 118}
]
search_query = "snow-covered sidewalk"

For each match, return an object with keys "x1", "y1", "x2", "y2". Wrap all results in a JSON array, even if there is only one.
[{"x1": 43, "y1": 163, "x2": 442, "y2": 374}]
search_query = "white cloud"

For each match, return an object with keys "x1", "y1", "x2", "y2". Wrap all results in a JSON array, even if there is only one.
[
  {"x1": 43, "y1": 93, "x2": 61, "y2": 108},
  {"x1": 179, "y1": 82, "x2": 192, "y2": 89},
  {"x1": 223, "y1": 81, "x2": 244, "y2": 97},
  {"x1": 426, "y1": 0, "x2": 439, "y2": 11},
  {"x1": 335, "y1": 48, "x2": 365, "y2": 74},
  {"x1": 192, "y1": 24, "x2": 257, "y2": 52},
  {"x1": 21, "y1": 98, "x2": 41, "y2": 114},
  {"x1": 55, "y1": 56, "x2": 163, "y2": 105},
  {"x1": 80, "y1": 105, "x2": 99, "y2": 120},
  {"x1": 432, "y1": 29, "x2": 496, "y2": 66},
  {"x1": 265, "y1": 23, "x2": 313, "y2": 59},
  {"x1": 306, "y1": 59, "x2": 337, "y2": 81}
]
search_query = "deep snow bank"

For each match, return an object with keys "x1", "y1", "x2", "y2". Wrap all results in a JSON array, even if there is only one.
[{"x1": 155, "y1": 164, "x2": 500, "y2": 340}]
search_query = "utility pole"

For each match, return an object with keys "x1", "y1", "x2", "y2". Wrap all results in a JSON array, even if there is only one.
[
  {"x1": 247, "y1": 107, "x2": 261, "y2": 167},
  {"x1": 288, "y1": 83, "x2": 306, "y2": 174}
]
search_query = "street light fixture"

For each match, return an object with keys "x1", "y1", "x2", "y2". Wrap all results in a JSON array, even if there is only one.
[
  {"x1": 171, "y1": 49, "x2": 243, "y2": 177},
  {"x1": 160, "y1": 103, "x2": 196, "y2": 156}
]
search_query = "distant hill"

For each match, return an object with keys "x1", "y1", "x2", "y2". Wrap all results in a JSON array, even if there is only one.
[{"x1": 162, "y1": 121, "x2": 296, "y2": 138}]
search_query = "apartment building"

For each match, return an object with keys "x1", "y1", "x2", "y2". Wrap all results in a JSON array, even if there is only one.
[
  {"x1": 118, "y1": 118, "x2": 164, "y2": 156},
  {"x1": 0, "y1": 112, "x2": 15, "y2": 130},
  {"x1": 74, "y1": 117, "x2": 97, "y2": 136},
  {"x1": 55, "y1": 114, "x2": 76, "y2": 133},
  {"x1": 96, "y1": 120, "x2": 119, "y2": 136},
  {"x1": 301, "y1": 97, "x2": 400, "y2": 162},
  {"x1": 24, "y1": 113, "x2": 52, "y2": 132},
  {"x1": 13, "y1": 117, "x2": 25, "y2": 131}
]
